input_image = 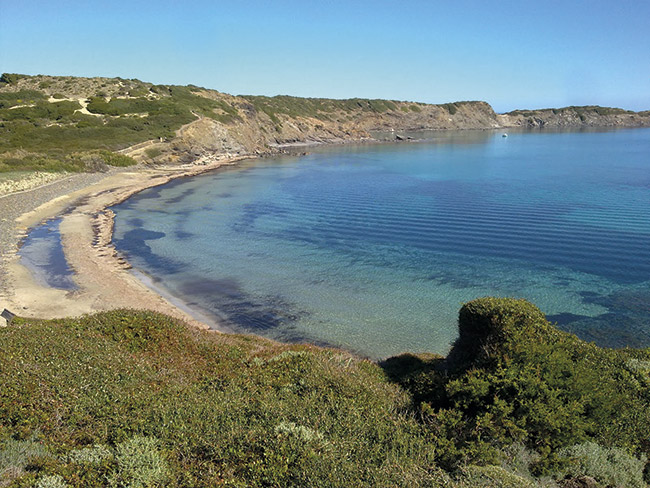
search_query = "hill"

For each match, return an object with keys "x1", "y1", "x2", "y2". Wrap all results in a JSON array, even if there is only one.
[
  {"x1": 1, "y1": 73, "x2": 649, "y2": 175},
  {"x1": 1, "y1": 299, "x2": 648, "y2": 487}
]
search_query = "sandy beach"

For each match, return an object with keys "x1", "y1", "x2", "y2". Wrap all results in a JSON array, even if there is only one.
[{"x1": 0, "y1": 155, "x2": 250, "y2": 328}]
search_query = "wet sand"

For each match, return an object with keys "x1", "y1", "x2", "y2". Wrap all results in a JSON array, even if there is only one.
[{"x1": 0, "y1": 156, "x2": 249, "y2": 328}]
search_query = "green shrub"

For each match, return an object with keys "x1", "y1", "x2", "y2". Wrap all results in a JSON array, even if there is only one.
[
  {"x1": 0, "y1": 89, "x2": 47, "y2": 108},
  {"x1": 0, "y1": 73, "x2": 27, "y2": 85},
  {"x1": 499, "y1": 443, "x2": 542, "y2": 481},
  {"x1": 35, "y1": 474, "x2": 70, "y2": 488},
  {"x1": 455, "y1": 465, "x2": 536, "y2": 488},
  {"x1": 557, "y1": 442, "x2": 647, "y2": 488},
  {"x1": 110, "y1": 436, "x2": 168, "y2": 488},
  {"x1": 66, "y1": 444, "x2": 113, "y2": 465},
  {"x1": 442, "y1": 103, "x2": 458, "y2": 115},
  {"x1": 128, "y1": 87, "x2": 149, "y2": 97},
  {"x1": 97, "y1": 150, "x2": 137, "y2": 167},
  {"x1": 0, "y1": 437, "x2": 49, "y2": 484},
  {"x1": 386, "y1": 298, "x2": 650, "y2": 473},
  {"x1": 74, "y1": 115, "x2": 104, "y2": 129},
  {"x1": 86, "y1": 96, "x2": 162, "y2": 116},
  {"x1": 144, "y1": 147, "x2": 162, "y2": 159},
  {"x1": 275, "y1": 421, "x2": 325, "y2": 444}
]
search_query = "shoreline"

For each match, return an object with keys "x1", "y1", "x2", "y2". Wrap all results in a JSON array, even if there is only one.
[
  {"x1": 0, "y1": 154, "x2": 252, "y2": 329},
  {"x1": 0, "y1": 130, "x2": 475, "y2": 329},
  {"x1": 2, "y1": 126, "x2": 648, "y2": 330}
]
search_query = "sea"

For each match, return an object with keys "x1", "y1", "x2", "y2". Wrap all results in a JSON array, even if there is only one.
[{"x1": 25, "y1": 128, "x2": 650, "y2": 359}]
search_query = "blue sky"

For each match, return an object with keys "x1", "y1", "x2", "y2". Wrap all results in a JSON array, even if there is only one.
[{"x1": 1, "y1": 0, "x2": 648, "y2": 112}]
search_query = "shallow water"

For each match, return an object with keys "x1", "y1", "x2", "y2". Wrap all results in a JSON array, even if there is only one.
[
  {"x1": 111, "y1": 129, "x2": 650, "y2": 358},
  {"x1": 19, "y1": 217, "x2": 77, "y2": 290}
]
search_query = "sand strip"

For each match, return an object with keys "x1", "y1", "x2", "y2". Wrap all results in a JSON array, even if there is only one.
[{"x1": 0, "y1": 156, "x2": 250, "y2": 328}]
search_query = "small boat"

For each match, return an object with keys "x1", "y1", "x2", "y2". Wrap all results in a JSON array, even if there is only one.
[{"x1": 502, "y1": 133, "x2": 508, "y2": 138}]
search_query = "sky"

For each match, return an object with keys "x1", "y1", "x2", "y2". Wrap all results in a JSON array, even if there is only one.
[{"x1": 1, "y1": 0, "x2": 649, "y2": 112}]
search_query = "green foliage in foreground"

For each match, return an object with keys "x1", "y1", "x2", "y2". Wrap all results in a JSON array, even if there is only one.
[
  {"x1": 384, "y1": 298, "x2": 650, "y2": 478},
  {"x1": 1, "y1": 300, "x2": 649, "y2": 487},
  {"x1": 558, "y1": 442, "x2": 647, "y2": 488},
  {"x1": 0, "y1": 311, "x2": 443, "y2": 487}
]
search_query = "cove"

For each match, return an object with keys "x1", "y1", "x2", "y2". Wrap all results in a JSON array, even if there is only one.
[{"x1": 112, "y1": 128, "x2": 650, "y2": 359}]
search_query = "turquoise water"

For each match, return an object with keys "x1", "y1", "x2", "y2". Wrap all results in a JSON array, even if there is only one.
[{"x1": 112, "y1": 129, "x2": 650, "y2": 358}]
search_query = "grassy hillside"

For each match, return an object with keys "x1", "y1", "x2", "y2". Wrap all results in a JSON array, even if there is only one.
[
  {"x1": 2, "y1": 73, "x2": 648, "y2": 177},
  {"x1": 0, "y1": 74, "x2": 238, "y2": 173},
  {"x1": 1, "y1": 299, "x2": 648, "y2": 487},
  {"x1": 0, "y1": 73, "x2": 505, "y2": 175}
]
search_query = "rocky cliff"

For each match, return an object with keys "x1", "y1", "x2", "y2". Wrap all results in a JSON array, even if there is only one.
[{"x1": 499, "y1": 105, "x2": 650, "y2": 129}]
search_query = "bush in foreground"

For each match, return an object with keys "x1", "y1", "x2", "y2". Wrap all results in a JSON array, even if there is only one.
[
  {"x1": 384, "y1": 298, "x2": 650, "y2": 477},
  {"x1": 557, "y1": 442, "x2": 647, "y2": 488},
  {"x1": 0, "y1": 310, "x2": 440, "y2": 487},
  {"x1": 1, "y1": 300, "x2": 649, "y2": 486}
]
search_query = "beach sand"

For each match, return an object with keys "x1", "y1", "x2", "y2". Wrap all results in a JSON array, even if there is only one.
[{"x1": 0, "y1": 156, "x2": 249, "y2": 328}]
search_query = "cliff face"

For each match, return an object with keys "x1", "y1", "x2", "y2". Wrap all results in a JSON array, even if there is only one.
[
  {"x1": 171, "y1": 99, "x2": 503, "y2": 161},
  {"x1": 1, "y1": 73, "x2": 649, "y2": 166},
  {"x1": 150, "y1": 92, "x2": 650, "y2": 163},
  {"x1": 499, "y1": 106, "x2": 650, "y2": 129}
]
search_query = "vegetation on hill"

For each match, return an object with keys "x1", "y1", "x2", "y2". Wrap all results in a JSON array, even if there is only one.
[
  {"x1": 0, "y1": 75, "x2": 245, "y2": 173},
  {"x1": 2, "y1": 73, "x2": 648, "y2": 176},
  {"x1": 0, "y1": 74, "x2": 423, "y2": 174},
  {"x1": 1, "y1": 299, "x2": 648, "y2": 487},
  {"x1": 507, "y1": 105, "x2": 636, "y2": 120},
  {"x1": 240, "y1": 95, "x2": 403, "y2": 123}
]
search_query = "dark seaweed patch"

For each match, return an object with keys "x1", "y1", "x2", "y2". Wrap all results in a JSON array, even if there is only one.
[
  {"x1": 231, "y1": 201, "x2": 290, "y2": 233},
  {"x1": 550, "y1": 287, "x2": 650, "y2": 348},
  {"x1": 174, "y1": 231, "x2": 194, "y2": 240},
  {"x1": 177, "y1": 277, "x2": 310, "y2": 333},
  {"x1": 127, "y1": 217, "x2": 144, "y2": 227},
  {"x1": 113, "y1": 228, "x2": 182, "y2": 273},
  {"x1": 164, "y1": 187, "x2": 196, "y2": 205},
  {"x1": 546, "y1": 312, "x2": 591, "y2": 326}
]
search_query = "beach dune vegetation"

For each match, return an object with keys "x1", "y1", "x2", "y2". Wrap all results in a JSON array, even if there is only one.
[
  {"x1": 383, "y1": 298, "x2": 650, "y2": 478},
  {"x1": 1, "y1": 299, "x2": 648, "y2": 486}
]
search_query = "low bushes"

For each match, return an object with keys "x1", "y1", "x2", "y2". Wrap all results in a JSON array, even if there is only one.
[
  {"x1": 1, "y1": 300, "x2": 648, "y2": 486},
  {"x1": 384, "y1": 297, "x2": 650, "y2": 476},
  {"x1": 0, "y1": 310, "x2": 439, "y2": 487}
]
